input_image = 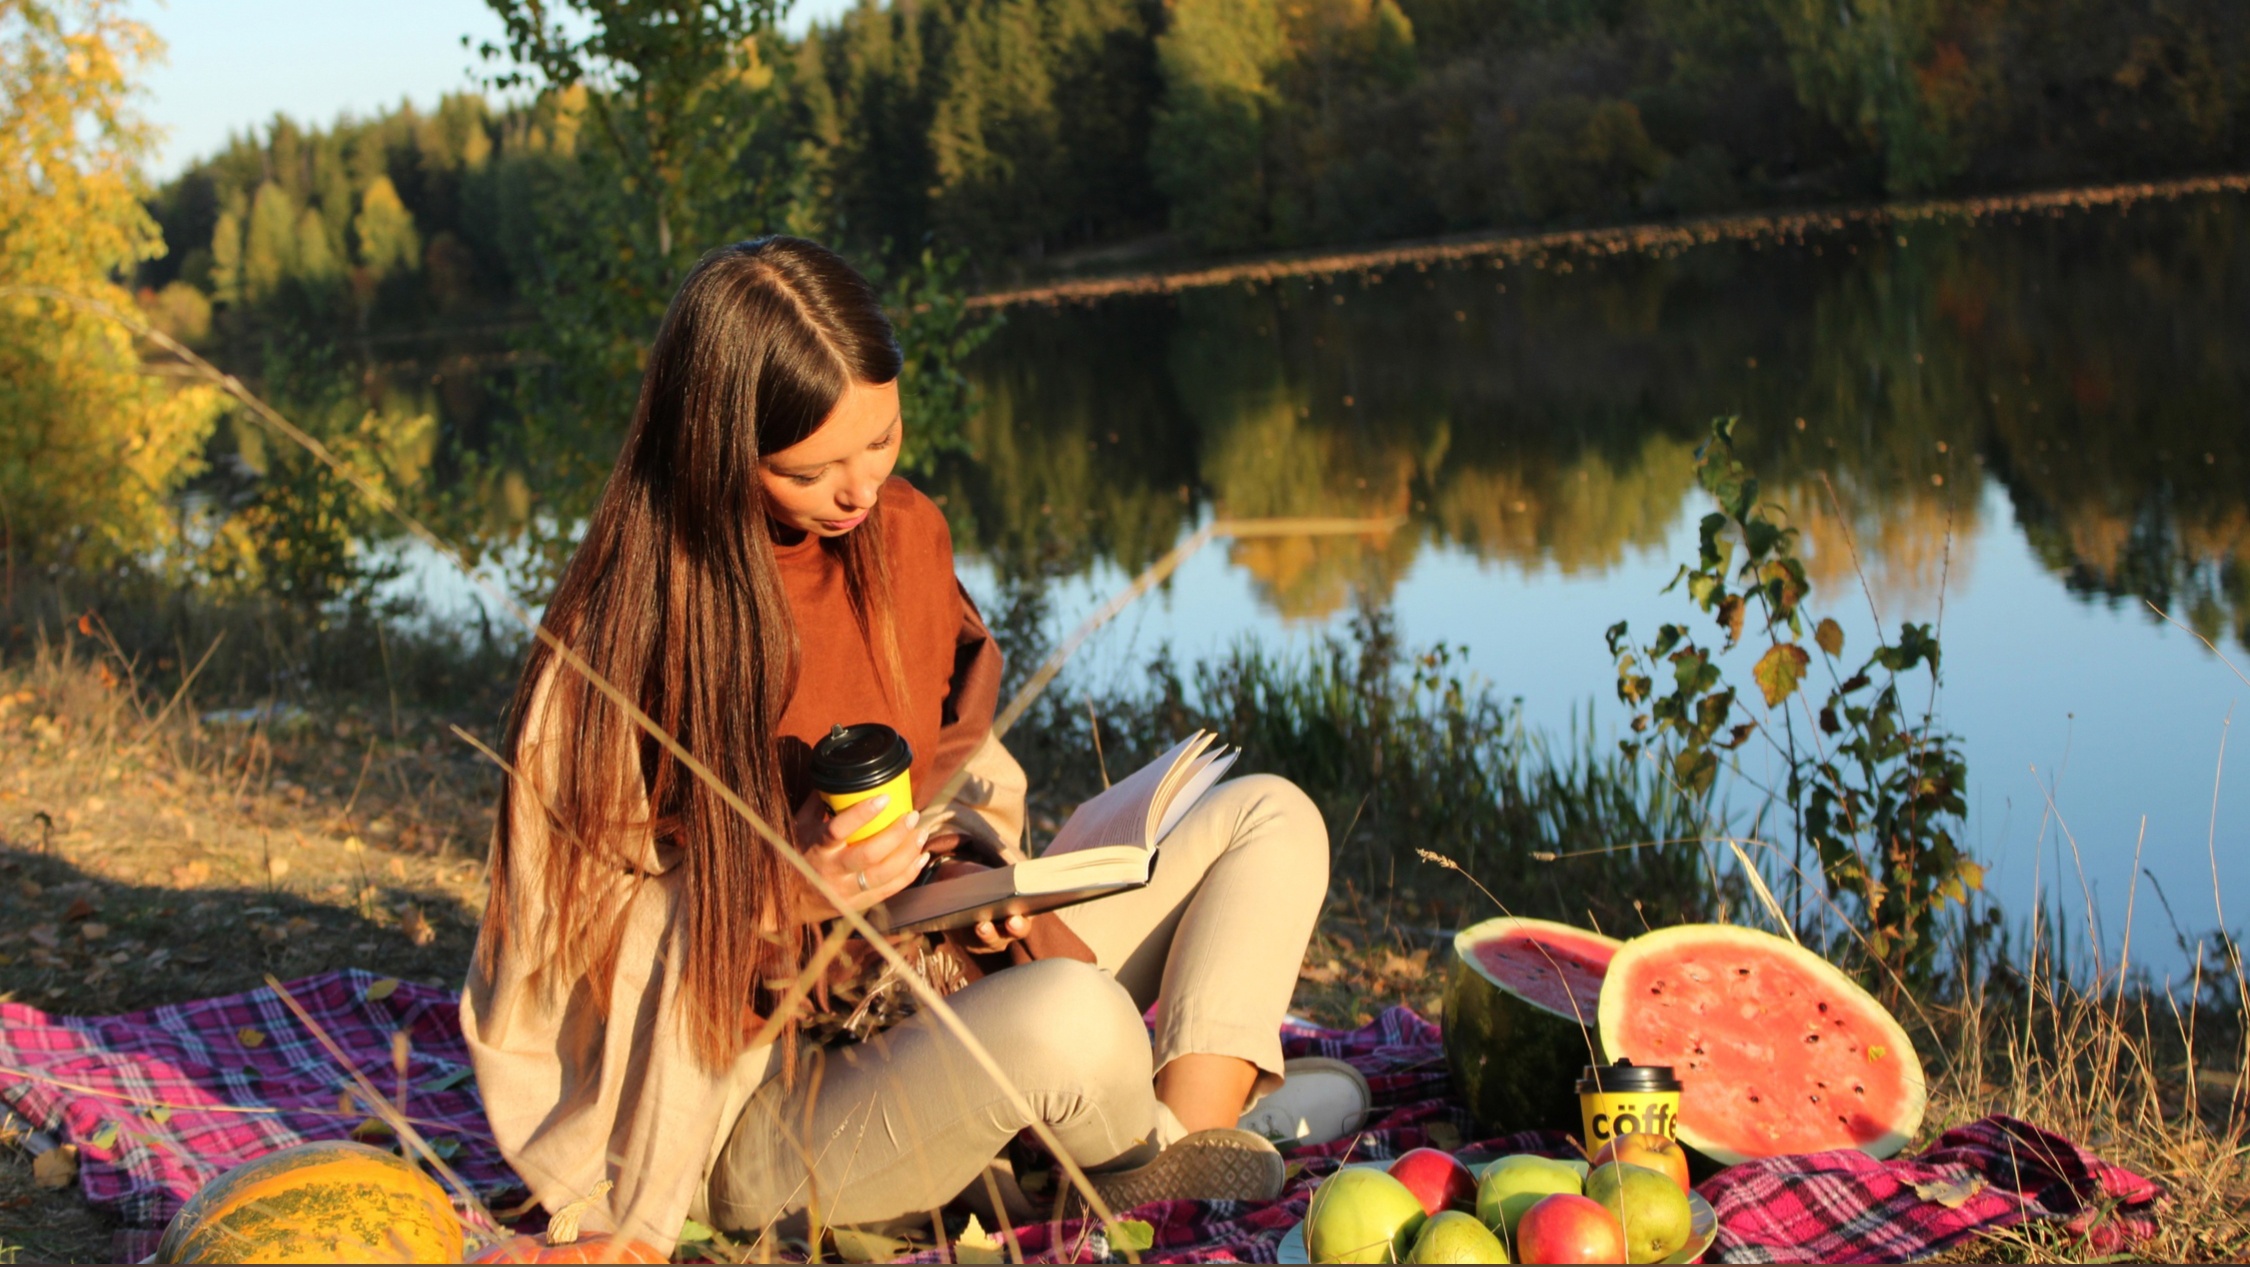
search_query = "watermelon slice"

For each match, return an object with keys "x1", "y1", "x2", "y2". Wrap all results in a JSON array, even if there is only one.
[
  {"x1": 1443, "y1": 916, "x2": 1619, "y2": 1133},
  {"x1": 1596, "y1": 924, "x2": 1927, "y2": 1164}
]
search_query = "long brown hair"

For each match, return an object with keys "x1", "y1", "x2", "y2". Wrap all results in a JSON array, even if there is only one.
[{"x1": 480, "y1": 237, "x2": 905, "y2": 1070}]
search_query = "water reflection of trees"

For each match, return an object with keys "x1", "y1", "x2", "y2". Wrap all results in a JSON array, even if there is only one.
[{"x1": 939, "y1": 197, "x2": 2250, "y2": 648}]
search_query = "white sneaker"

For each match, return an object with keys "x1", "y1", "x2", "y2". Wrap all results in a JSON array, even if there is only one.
[{"x1": 1236, "y1": 1057, "x2": 1372, "y2": 1148}]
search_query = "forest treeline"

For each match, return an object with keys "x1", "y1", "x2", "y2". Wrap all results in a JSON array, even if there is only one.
[{"x1": 138, "y1": 0, "x2": 2250, "y2": 342}]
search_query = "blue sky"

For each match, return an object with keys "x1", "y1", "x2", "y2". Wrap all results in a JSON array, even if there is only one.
[{"x1": 130, "y1": 0, "x2": 860, "y2": 178}]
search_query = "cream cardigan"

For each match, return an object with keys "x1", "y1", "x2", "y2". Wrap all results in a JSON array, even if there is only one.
[{"x1": 460, "y1": 686, "x2": 1028, "y2": 1252}]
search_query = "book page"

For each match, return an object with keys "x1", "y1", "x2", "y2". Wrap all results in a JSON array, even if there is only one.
[
  {"x1": 1041, "y1": 732, "x2": 1211, "y2": 857},
  {"x1": 1152, "y1": 748, "x2": 1238, "y2": 842}
]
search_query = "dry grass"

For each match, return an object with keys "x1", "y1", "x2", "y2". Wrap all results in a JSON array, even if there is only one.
[{"x1": 0, "y1": 642, "x2": 2246, "y2": 1261}]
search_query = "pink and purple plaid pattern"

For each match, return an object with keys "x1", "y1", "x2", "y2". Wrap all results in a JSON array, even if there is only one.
[
  {"x1": 0, "y1": 970, "x2": 520, "y2": 1259},
  {"x1": 0, "y1": 982, "x2": 2162, "y2": 1263}
]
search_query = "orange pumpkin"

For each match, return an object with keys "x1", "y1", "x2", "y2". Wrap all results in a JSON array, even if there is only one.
[
  {"x1": 469, "y1": 1232, "x2": 670, "y2": 1263},
  {"x1": 155, "y1": 1139, "x2": 464, "y2": 1263}
]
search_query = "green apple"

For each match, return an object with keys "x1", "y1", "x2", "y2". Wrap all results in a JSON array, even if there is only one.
[{"x1": 1474, "y1": 1155, "x2": 1584, "y2": 1254}]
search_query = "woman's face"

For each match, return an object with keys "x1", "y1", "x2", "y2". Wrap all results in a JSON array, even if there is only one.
[{"x1": 759, "y1": 379, "x2": 902, "y2": 539}]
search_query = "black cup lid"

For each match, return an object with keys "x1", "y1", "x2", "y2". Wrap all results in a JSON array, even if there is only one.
[
  {"x1": 1575, "y1": 1059, "x2": 1682, "y2": 1093},
  {"x1": 810, "y1": 723, "x2": 913, "y2": 794}
]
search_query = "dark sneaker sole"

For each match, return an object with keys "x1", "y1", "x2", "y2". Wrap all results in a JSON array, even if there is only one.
[{"x1": 1086, "y1": 1128, "x2": 1286, "y2": 1211}]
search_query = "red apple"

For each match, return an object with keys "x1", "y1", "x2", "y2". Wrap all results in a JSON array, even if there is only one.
[
  {"x1": 1513, "y1": 1193, "x2": 1627, "y2": 1264},
  {"x1": 1386, "y1": 1147, "x2": 1479, "y2": 1216}
]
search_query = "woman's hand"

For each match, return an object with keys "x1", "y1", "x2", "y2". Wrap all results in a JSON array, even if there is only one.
[
  {"x1": 959, "y1": 913, "x2": 1033, "y2": 955},
  {"x1": 791, "y1": 792, "x2": 946, "y2": 922}
]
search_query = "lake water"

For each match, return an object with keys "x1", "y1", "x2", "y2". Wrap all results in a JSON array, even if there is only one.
[{"x1": 393, "y1": 191, "x2": 2250, "y2": 978}]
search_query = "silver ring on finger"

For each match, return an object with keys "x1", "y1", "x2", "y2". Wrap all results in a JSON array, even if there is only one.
[{"x1": 855, "y1": 869, "x2": 869, "y2": 893}]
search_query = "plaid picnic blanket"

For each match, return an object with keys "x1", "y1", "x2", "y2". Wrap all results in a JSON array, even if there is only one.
[
  {"x1": 0, "y1": 977, "x2": 2163, "y2": 1264},
  {"x1": 0, "y1": 970, "x2": 519, "y2": 1261},
  {"x1": 1698, "y1": 1114, "x2": 2165, "y2": 1263}
]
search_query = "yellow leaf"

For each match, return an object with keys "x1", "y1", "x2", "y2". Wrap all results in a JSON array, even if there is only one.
[
  {"x1": 832, "y1": 1227, "x2": 909, "y2": 1261},
  {"x1": 236, "y1": 1027, "x2": 265, "y2": 1048},
  {"x1": 1868, "y1": 1045, "x2": 1887, "y2": 1062},
  {"x1": 1110, "y1": 1219, "x2": 1157, "y2": 1254},
  {"x1": 1912, "y1": 1174, "x2": 1986, "y2": 1208},
  {"x1": 364, "y1": 977, "x2": 400, "y2": 1002},
  {"x1": 954, "y1": 1214, "x2": 1006, "y2": 1265},
  {"x1": 32, "y1": 1144, "x2": 78, "y2": 1190},
  {"x1": 1753, "y1": 642, "x2": 1811, "y2": 707},
  {"x1": 1814, "y1": 617, "x2": 1845, "y2": 658}
]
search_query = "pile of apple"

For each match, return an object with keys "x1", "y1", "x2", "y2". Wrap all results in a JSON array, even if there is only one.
[{"x1": 1303, "y1": 1133, "x2": 1698, "y2": 1264}]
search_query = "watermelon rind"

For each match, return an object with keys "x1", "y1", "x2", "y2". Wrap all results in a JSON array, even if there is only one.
[
  {"x1": 1443, "y1": 916, "x2": 1620, "y2": 1135},
  {"x1": 1595, "y1": 924, "x2": 1927, "y2": 1166}
]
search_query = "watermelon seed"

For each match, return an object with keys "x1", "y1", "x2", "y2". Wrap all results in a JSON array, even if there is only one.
[
  {"x1": 1803, "y1": 1033, "x2": 1820, "y2": 1044},
  {"x1": 1747, "y1": 1092, "x2": 1762, "y2": 1104},
  {"x1": 1853, "y1": 1084, "x2": 1865, "y2": 1095},
  {"x1": 1810, "y1": 1094, "x2": 1822, "y2": 1102},
  {"x1": 1817, "y1": 1002, "x2": 1828, "y2": 1012}
]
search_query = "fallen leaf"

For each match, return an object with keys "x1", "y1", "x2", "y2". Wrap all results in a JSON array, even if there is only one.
[
  {"x1": 27, "y1": 924, "x2": 58, "y2": 949},
  {"x1": 85, "y1": 1122, "x2": 119, "y2": 1152},
  {"x1": 1425, "y1": 1121, "x2": 1463, "y2": 1151},
  {"x1": 676, "y1": 1218, "x2": 717, "y2": 1245},
  {"x1": 1109, "y1": 1219, "x2": 1156, "y2": 1254},
  {"x1": 145, "y1": 1106, "x2": 172, "y2": 1125},
  {"x1": 343, "y1": 835, "x2": 365, "y2": 853},
  {"x1": 1298, "y1": 962, "x2": 1340, "y2": 985},
  {"x1": 267, "y1": 857, "x2": 290, "y2": 880},
  {"x1": 954, "y1": 1215, "x2": 1005, "y2": 1265},
  {"x1": 170, "y1": 861, "x2": 211, "y2": 886},
  {"x1": 831, "y1": 1227, "x2": 907, "y2": 1261},
  {"x1": 426, "y1": 1136, "x2": 463, "y2": 1160},
  {"x1": 237, "y1": 1027, "x2": 266, "y2": 1048},
  {"x1": 78, "y1": 922, "x2": 108, "y2": 941},
  {"x1": 1912, "y1": 1174, "x2": 1987, "y2": 1208},
  {"x1": 31, "y1": 1144, "x2": 77, "y2": 1189},
  {"x1": 349, "y1": 1117, "x2": 394, "y2": 1140},
  {"x1": 400, "y1": 907, "x2": 435, "y2": 947},
  {"x1": 62, "y1": 896, "x2": 95, "y2": 922},
  {"x1": 422, "y1": 1066, "x2": 474, "y2": 1093},
  {"x1": 16, "y1": 879, "x2": 41, "y2": 900},
  {"x1": 387, "y1": 857, "x2": 407, "y2": 880},
  {"x1": 364, "y1": 978, "x2": 400, "y2": 1002}
]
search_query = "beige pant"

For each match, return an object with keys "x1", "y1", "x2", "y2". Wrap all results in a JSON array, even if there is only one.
[{"x1": 704, "y1": 774, "x2": 1328, "y2": 1232}]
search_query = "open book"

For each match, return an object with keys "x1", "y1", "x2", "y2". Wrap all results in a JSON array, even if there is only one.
[{"x1": 868, "y1": 732, "x2": 1238, "y2": 935}]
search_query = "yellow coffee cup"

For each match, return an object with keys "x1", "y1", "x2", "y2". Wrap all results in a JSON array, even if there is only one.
[
  {"x1": 810, "y1": 723, "x2": 914, "y2": 844},
  {"x1": 1577, "y1": 1060, "x2": 1683, "y2": 1148}
]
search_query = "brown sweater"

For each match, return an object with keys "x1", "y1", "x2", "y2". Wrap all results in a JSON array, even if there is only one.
[
  {"x1": 771, "y1": 477, "x2": 1001, "y2": 813},
  {"x1": 461, "y1": 477, "x2": 1028, "y2": 1252}
]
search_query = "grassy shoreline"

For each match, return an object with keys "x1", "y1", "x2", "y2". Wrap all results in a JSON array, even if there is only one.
[{"x1": 0, "y1": 610, "x2": 2243, "y2": 1262}]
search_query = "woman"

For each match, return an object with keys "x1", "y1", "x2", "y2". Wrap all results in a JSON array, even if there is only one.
[{"x1": 463, "y1": 237, "x2": 1338, "y2": 1256}]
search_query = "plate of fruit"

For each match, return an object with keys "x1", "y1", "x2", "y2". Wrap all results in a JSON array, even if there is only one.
[{"x1": 1277, "y1": 1134, "x2": 1717, "y2": 1264}]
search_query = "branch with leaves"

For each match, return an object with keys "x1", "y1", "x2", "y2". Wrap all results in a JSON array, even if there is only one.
[{"x1": 1608, "y1": 417, "x2": 1978, "y2": 993}]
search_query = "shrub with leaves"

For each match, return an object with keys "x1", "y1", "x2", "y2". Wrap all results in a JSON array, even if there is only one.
[{"x1": 1608, "y1": 417, "x2": 1976, "y2": 993}]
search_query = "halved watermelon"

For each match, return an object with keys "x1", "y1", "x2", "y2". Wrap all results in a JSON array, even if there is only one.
[
  {"x1": 1596, "y1": 925, "x2": 1927, "y2": 1164},
  {"x1": 1443, "y1": 916, "x2": 1619, "y2": 1133}
]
